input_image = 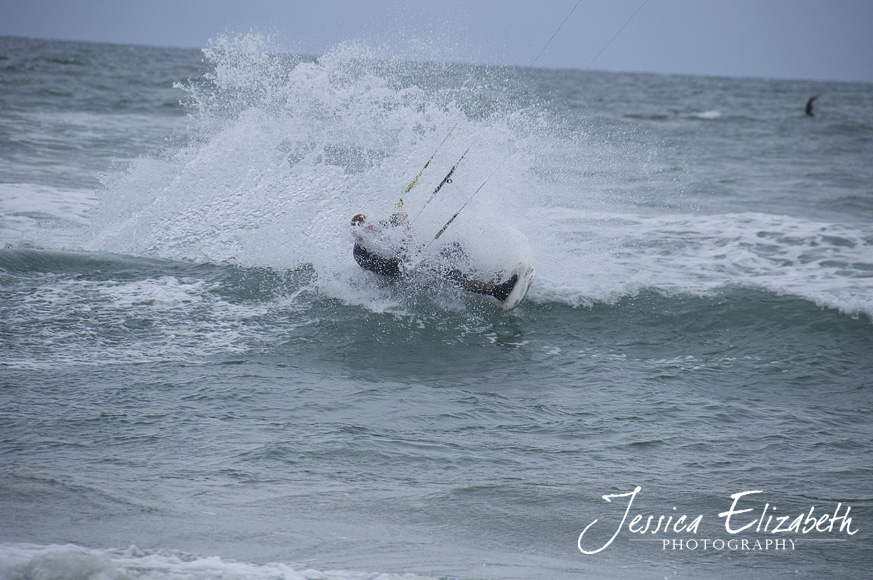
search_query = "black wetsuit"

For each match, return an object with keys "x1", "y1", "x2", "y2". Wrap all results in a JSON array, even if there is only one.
[
  {"x1": 805, "y1": 96, "x2": 818, "y2": 117},
  {"x1": 353, "y1": 242, "x2": 403, "y2": 277},
  {"x1": 352, "y1": 240, "x2": 517, "y2": 301}
]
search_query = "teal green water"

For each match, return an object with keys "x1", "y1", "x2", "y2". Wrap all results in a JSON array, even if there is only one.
[{"x1": 1, "y1": 35, "x2": 872, "y2": 579}]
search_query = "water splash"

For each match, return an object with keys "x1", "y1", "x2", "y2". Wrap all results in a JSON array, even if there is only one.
[
  {"x1": 91, "y1": 35, "x2": 517, "y2": 264},
  {"x1": 83, "y1": 33, "x2": 873, "y2": 320}
]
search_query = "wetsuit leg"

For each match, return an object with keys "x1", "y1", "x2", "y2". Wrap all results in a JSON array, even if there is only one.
[{"x1": 442, "y1": 268, "x2": 516, "y2": 301}]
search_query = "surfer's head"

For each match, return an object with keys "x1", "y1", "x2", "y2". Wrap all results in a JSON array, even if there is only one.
[{"x1": 351, "y1": 213, "x2": 375, "y2": 243}]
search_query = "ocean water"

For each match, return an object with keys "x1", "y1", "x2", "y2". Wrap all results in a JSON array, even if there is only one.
[{"x1": 1, "y1": 34, "x2": 872, "y2": 580}]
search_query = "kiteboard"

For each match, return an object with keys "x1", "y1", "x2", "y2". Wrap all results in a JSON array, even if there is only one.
[{"x1": 495, "y1": 262, "x2": 536, "y2": 311}]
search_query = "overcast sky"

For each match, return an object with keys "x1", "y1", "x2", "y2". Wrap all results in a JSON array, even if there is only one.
[{"x1": 2, "y1": 0, "x2": 871, "y2": 83}]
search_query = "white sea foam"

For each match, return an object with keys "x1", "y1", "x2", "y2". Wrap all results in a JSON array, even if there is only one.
[
  {"x1": 1, "y1": 273, "x2": 311, "y2": 369},
  {"x1": 526, "y1": 208, "x2": 873, "y2": 318},
  {"x1": 0, "y1": 182, "x2": 97, "y2": 245},
  {"x1": 0, "y1": 543, "x2": 433, "y2": 580}
]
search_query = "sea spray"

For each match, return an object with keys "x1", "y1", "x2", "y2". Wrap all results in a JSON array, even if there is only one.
[{"x1": 86, "y1": 34, "x2": 542, "y2": 289}]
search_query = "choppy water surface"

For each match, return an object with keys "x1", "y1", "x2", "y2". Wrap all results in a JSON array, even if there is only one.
[{"x1": 1, "y1": 35, "x2": 872, "y2": 579}]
